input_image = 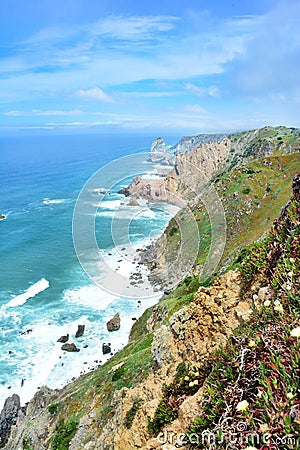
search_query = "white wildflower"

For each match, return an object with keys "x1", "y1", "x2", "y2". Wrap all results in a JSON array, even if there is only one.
[
  {"x1": 236, "y1": 400, "x2": 249, "y2": 411},
  {"x1": 287, "y1": 392, "x2": 296, "y2": 399},
  {"x1": 290, "y1": 327, "x2": 300, "y2": 338}
]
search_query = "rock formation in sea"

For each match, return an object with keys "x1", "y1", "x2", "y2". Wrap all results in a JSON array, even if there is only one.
[
  {"x1": 2, "y1": 126, "x2": 299, "y2": 450},
  {"x1": 61, "y1": 343, "x2": 80, "y2": 352},
  {"x1": 147, "y1": 137, "x2": 174, "y2": 166},
  {"x1": 75, "y1": 325, "x2": 85, "y2": 338},
  {"x1": 57, "y1": 334, "x2": 69, "y2": 343},
  {"x1": 107, "y1": 313, "x2": 121, "y2": 331},
  {"x1": 102, "y1": 343, "x2": 111, "y2": 354}
]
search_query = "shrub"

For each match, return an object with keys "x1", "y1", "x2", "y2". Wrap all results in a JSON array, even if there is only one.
[
  {"x1": 111, "y1": 365, "x2": 125, "y2": 382},
  {"x1": 51, "y1": 415, "x2": 79, "y2": 450},
  {"x1": 148, "y1": 362, "x2": 206, "y2": 436},
  {"x1": 242, "y1": 187, "x2": 251, "y2": 195},
  {"x1": 124, "y1": 398, "x2": 142, "y2": 429},
  {"x1": 48, "y1": 403, "x2": 60, "y2": 415},
  {"x1": 169, "y1": 226, "x2": 178, "y2": 237}
]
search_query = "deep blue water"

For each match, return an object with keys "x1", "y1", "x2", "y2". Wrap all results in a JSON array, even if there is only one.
[{"x1": 0, "y1": 133, "x2": 178, "y2": 407}]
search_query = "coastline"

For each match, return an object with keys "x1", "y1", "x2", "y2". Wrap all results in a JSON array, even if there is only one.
[{"x1": 0, "y1": 160, "x2": 176, "y2": 411}]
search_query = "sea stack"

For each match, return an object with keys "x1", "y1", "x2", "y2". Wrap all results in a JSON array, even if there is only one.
[
  {"x1": 107, "y1": 313, "x2": 121, "y2": 331},
  {"x1": 147, "y1": 137, "x2": 174, "y2": 165},
  {"x1": 75, "y1": 325, "x2": 85, "y2": 338}
]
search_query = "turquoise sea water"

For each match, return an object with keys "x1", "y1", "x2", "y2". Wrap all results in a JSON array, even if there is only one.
[{"x1": 0, "y1": 134, "x2": 178, "y2": 408}]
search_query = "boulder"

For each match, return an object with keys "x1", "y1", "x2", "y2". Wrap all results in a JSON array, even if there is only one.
[
  {"x1": 61, "y1": 343, "x2": 80, "y2": 352},
  {"x1": 0, "y1": 393, "x2": 21, "y2": 447},
  {"x1": 75, "y1": 325, "x2": 85, "y2": 338},
  {"x1": 57, "y1": 334, "x2": 69, "y2": 343},
  {"x1": 107, "y1": 313, "x2": 120, "y2": 332},
  {"x1": 102, "y1": 343, "x2": 111, "y2": 355}
]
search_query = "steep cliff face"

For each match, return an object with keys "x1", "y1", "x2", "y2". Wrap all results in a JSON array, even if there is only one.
[
  {"x1": 121, "y1": 137, "x2": 231, "y2": 204},
  {"x1": 171, "y1": 133, "x2": 226, "y2": 155},
  {"x1": 2, "y1": 129, "x2": 299, "y2": 450},
  {"x1": 121, "y1": 126, "x2": 300, "y2": 205},
  {"x1": 3, "y1": 271, "x2": 254, "y2": 450}
]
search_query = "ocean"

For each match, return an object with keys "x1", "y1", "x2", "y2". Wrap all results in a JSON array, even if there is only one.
[{"x1": 0, "y1": 133, "x2": 179, "y2": 409}]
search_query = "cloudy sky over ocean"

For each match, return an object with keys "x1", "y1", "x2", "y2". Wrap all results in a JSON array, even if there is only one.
[{"x1": 1, "y1": 0, "x2": 300, "y2": 133}]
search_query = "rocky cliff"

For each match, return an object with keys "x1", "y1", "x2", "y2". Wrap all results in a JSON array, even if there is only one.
[
  {"x1": 120, "y1": 126, "x2": 300, "y2": 206},
  {"x1": 120, "y1": 137, "x2": 231, "y2": 205},
  {"x1": 171, "y1": 133, "x2": 226, "y2": 155},
  {"x1": 1, "y1": 127, "x2": 299, "y2": 450}
]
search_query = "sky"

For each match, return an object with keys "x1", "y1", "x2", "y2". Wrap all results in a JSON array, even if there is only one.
[{"x1": 1, "y1": 0, "x2": 300, "y2": 135}]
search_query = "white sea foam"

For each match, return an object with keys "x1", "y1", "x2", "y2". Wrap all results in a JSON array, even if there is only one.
[
  {"x1": 6, "y1": 278, "x2": 50, "y2": 308},
  {"x1": 0, "y1": 292, "x2": 162, "y2": 409},
  {"x1": 42, "y1": 198, "x2": 69, "y2": 205},
  {"x1": 98, "y1": 199, "x2": 124, "y2": 210},
  {"x1": 90, "y1": 187, "x2": 108, "y2": 194},
  {"x1": 97, "y1": 205, "x2": 157, "y2": 219},
  {"x1": 63, "y1": 284, "x2": 116, "y2": 310}
]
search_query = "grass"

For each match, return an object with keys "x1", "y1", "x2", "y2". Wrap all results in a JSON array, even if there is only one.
[
  {"x1": 149, "y1": 150, "x2": 299, "y2": 288},
  {"x1": 37, "y1": 129, "x2": 299, "y2": 448},
  {"x1": 51, "y1": 415, "x2": 79, "y2": 450},
  {"x1": 22, "y1": 436, "x2": 32, "y2": 450},
  {"x1": 124, "y1": 398, "x2": 143, "y2": 429},
  {"x1": 148, "y1": 362, "x2": 207, "y2": 435},
  {"x1": 148, "y1": 174, "x2": 300, "y2": 449},
  {"x1": 185, "y1": 176, "x2": 300, "y2": 448}
]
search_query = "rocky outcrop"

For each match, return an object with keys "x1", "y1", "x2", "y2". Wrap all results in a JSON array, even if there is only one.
[
  {"x1": 3, "y1": 387, "x2": 59, "y2": 450},
  {"x1": 3, "y1": 133, "x2": 299, "y2": 450},
  {"x1": 107, "y1": 313, "x2": 120, "y2": 331},
  {"x1": 57, "y1": 334, "x2": 69, "y2": 343},
  {"x1": 151, "y1": 270, "x2": 252, "y2": 368},
  {"x1": 0, "y1": 394, "x2": 21, "y2": 448},
  {"x1": 172, "y1": 133, "x2": 225, "y2": 155},
  {"x1": 102, "y1": 343, "x2": 111, "y2": 354},
  {"x1": 121, "y1": 137, "x2": 231, "y2": 205},
  {"x1": 75, "y1": 325, "x2": 85, "y2": 338},
  {"x1": 147, "y1": 138, "x2": 174, "y2": 165},
  {"x1": 61, "y1": 343, "x2": 80, "y2": 352},
  {"x1": 70, "y1": 270, "x2": 255, "y2": 450}
]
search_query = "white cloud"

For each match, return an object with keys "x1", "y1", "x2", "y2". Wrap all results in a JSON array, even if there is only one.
[
  {"x1": 120, "y1": 91, "x2": 183, "y2": 98},
  {"x1": 77, "y1": 87, "x2": 113, "y2": 103},
  {"x1": 90, "y1": 15, "x2": 178, "y2": 41},
  {"x1": 185, "y1": 83, "x2": 220, "y2": 97},
  {"x1": 4, "y1": 109, "x2": 83, "y2": 116},
  {"x1": 183, "y1": 104, "x2": 208, "y2": 114}
]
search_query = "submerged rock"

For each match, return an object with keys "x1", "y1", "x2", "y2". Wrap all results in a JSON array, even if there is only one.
[
  {"x1": 107, "y1": 313, "x2": 121, "y2": 331},
  {"x1": 61, "y1": 343, "x2": 80, "y2": 352}
]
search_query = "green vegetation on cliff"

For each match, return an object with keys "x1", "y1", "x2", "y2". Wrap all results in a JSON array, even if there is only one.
[
  {"x1": 147, "y1": 173, "x2": 299, "y2": 448},
  {"x1": 4, "y1": 126, "x2": 300, "y2": 450}
]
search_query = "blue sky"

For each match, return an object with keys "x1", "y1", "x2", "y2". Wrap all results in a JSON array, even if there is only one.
[{"x1": 1, "y1": 0, "x2": 300, "y2": 134}]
